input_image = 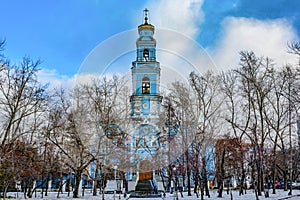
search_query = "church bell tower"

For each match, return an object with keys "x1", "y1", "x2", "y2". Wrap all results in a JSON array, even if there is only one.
[{"x1": 130, "y1": 9, "x2": 162, "y2": 120}]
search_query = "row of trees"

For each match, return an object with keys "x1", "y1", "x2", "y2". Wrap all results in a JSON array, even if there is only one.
[
  {"x1": 164, "y1": 45, "x2": 300, "y2": 199},
  {"x1": 0, "y1": 39, "x2": 130, "y2": 199},
  {"x1": 1, "y1": 38, "x2": 300, "y2": 200}
]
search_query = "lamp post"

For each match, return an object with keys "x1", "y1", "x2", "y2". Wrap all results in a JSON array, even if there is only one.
[
  {"x1": 173, "y1": 166, "x2": 178, "y2": 200},
  {"x1": 114, "y1": 165, "x2": 117, "y2": 200}
]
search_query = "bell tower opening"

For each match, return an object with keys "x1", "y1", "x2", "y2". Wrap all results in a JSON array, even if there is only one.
[
  {"x1": 142, "y1": 77, "x2": 150, "y2": 94},
  {"x1": 143, "y1": 49, "x2": 149, "y2": 61}
]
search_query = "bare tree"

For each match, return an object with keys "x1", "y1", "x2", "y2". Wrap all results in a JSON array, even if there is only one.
[
  {"x1": 220, "y1": 70, "x2": 251, "y2": 196},
  {"x1": 234, "y1": 51, "x2": 274, "y2": 196},
  {"x1": 81, "y1": 75, "x2": 130, "y2": 199},
  {"x1": 163, "y1": 81, "x2": 197, "y2": 197},
  {"x1": 0, "y1": 139, "x2": 44, "y2": 199},
  {"x1": 262, "y1": 65, "x2": 294, "y2": 194},
  {"x1": 189, "y1": 71, "x2": 223, "y2": 199},
  {"x1": 0, "y1": 55, "x2": 47, "y2": 198},
  {"x1": 45, "y1": 88, "x2": 95, "y2": 198},
  {"x1": 0, "y1": 57, "x2": 47, "y2": 146}
]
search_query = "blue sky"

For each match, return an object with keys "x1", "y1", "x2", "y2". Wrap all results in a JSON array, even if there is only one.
[{"x1": 1, "y1": 0, "x2": 299, "y2": 83}]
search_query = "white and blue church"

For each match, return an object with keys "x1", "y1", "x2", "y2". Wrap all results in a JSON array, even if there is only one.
[
  {"x1": 127, "y1": 9, "x2": 166, "y2": 196},
  {"x1": 129, "y1": 9, "x2": 164, "y2": 162}
]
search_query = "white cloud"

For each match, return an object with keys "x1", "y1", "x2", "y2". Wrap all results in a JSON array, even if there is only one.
[
  {"x1": 155, "y1": 29, "x2": 217, "y2": 85},
  {"x1": 145, "y1": 0, "x2": 204, "y2": 38},
  {"x1": 37, "y1": 69, "x2": 74, "y2": 90},
  {"x1": 211, "y1": 17, "x2": 299, "y2": 70},
  {"x1": 139, "y1": 0, "x2": 216, "y2": 83},
  {"x1": 37, "y1": 68, "x2": 132, "y2": 92},
  {"x1": 37, "y1": 69, "x2": 100, "y2": 91}
]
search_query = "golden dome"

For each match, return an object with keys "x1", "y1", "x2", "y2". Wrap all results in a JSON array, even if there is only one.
[
  {"x1": 138, "y1": 23, "x2": 155, "y2": 32},
  {"x1": 138, "y1": 8, "x2": 155, "y2": 32}
]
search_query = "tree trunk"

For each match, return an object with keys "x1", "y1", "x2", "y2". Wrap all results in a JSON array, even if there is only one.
[
  {"x1": 187, "y1": 168, "x2": 191, "y2": 196},
  {"x1": 160, "y1": 170, "x2": 167, "y2": 192},
  {"x1": 284, "y1": 170, "x2": 288, "y2": 191},
  {"x1": 93, "y1": 163, "x2": 99, "y2": 196},
  {"x1": 23, "y1": 180, "x2": 27, "y2": 199},
  {"x1": 272, "y1": 131, "x2": 279, "y2": 194},
  {"x1": 200, "y1": 183, "x2": 204, "y2": 200},
  {"x1": 73, "y1": 169, "x2": 82, "y2": 198},
  {"x1": 255, "y1": 149, "x2": 262, "y2": 196},
  {"x1": 217, "y1": 179, "x2": 223, "y2": 198},
  {"x1": 240, "y1": 170, "x2": 245, "y2": 196},
  {"x1": 260, "y1": 167, "x2": 264, "y2": 196},
  {"x1": 41, "y1": 171, "x2": 44, "y2": 198},
  {"x1": 67, "y1": 171, "x2": 71, "y2": 197},
  {"x1": 239, "y1": 150, "x2": 245, "y2": 196},
  {"x1": 251, "y1": 164, "x2": 259, "y2": 200},
  {"x1": 102, "y1": 189, "x2": 105, "y2": 200},
  {"x1": 168, "y1": 165, "x2": 172, "y2": 193},
  {"x1": 218, "y1": 148, "x2": 226, "y2": 198},
  {"x1": 194, "y1": 176, "x2": 199, "y2": 198},
  {"x1": 101, "y1": 181, "x2": 106, "y2": 200},
  {"x1": 27, "y1": 179, "x2": 33, "y2": 198},
  {"x1": 186, "y1": 151, "x2": 191, "y2": 196},
  {"x1": 57, "y1": 179, "x2": 63, "y2": 198},
  {"x1": 257, "y1": 164, "x2": 262, "y2": 196},
  {"x1": 45, "y1": 175, "x2": 49, "y2": 196},
  {"x1": 3, "y1": 184, "x2": 8, "y2": 200},
  {"x1": 272, "y1": 168, "x2": 276, "y2": 194},
  {"x1": 202, "y1": 161, "x2": 210, "y2": 198}
]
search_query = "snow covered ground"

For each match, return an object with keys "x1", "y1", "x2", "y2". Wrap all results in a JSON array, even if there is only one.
[{"x1": 5, "y1": 189, "x2": 300, "y2": 200}]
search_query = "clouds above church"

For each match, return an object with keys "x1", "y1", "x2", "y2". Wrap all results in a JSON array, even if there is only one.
[
  {"x1": 212, "y1": 17, "x2": 299, "y2": 70},
  {"x1": 144, "y1": 0, "x2": 299, "y2": 72},
  {"x1": 145, "y1": 0, "x2": 204, "y2": 38}
]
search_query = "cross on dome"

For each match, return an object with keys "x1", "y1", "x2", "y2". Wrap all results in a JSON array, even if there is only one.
[{"x1": 144, "y1": 8, "x2": 149, "y2": 24}]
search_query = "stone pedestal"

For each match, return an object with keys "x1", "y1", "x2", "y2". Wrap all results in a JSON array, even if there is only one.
[
  {"x1": 129, "y1": 171, "x2": 162, "y2": 198},
  {"x1": 135, "y1": 171, "x2": 155, "y2": 192}
]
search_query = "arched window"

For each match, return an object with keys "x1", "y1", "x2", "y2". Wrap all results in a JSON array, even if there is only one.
[{"x1": 142, "y1": 77, "x2": 150, "y2": 94}]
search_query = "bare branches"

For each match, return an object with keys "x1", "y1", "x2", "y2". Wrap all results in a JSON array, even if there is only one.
[
  {"x1": 288, "y1": 41, "x2": 300, "y2": 56},
  {"x1": 0, "y1": 57, "x2": 47, "y2": 147}
]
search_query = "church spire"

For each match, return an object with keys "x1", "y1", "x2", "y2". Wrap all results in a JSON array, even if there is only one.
[
  {"x1": 144, "y1": 8, "x2": 149, "y2": 24},
  {"x1": 138, "y1": 8, "x2": 154, "y2": 33}
]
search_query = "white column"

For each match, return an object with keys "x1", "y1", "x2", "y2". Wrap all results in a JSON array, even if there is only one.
[
  {"x1": 48, "y1": 180, "x2": 52, "y2": 191},
  {"x1": 32, "y1": 180, "x2": 36, "y2": 190},
  {"x1": 62, "y1": 180, "x2": 66, "y2": 192}
]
